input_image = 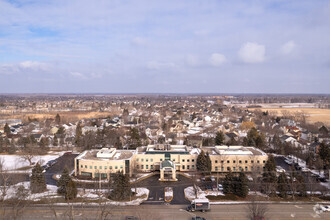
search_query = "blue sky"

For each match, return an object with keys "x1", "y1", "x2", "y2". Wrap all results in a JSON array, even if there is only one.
[{"x1": 0, "y1": 0, "x2": 329, "y2": 93}]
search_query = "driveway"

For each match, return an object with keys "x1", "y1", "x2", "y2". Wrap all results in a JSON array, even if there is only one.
[
  {"x1": 45, "y1": 154, "x2": 78, "y2": 185},
  {"x1": 136, "y1": 174, "x2": 191, "y2": 205}
]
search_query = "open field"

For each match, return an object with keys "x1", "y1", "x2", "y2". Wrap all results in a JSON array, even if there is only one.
[
  {"x1": 247, "y1": 107, "x2": 330, "y2": 125},
  {"x1": 0, "y1": 111, "x2": 121, "y2": 123}
]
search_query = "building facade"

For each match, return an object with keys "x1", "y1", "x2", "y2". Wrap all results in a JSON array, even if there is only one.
[{"x1": 74, "y1": 144, "x2": 268, "y2": 179}]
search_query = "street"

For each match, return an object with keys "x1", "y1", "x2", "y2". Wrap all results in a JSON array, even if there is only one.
[{"x1": 6, "y1": 203, "x2": 330, "y2": 220}]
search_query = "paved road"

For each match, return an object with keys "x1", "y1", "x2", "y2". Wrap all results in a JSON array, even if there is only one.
[
  {"x1": 5, "y1": 203, "x2": 330, "y2": 220},
  {"x1": 137, "y1": 174, "x2": 191, "y2": 205},
  {"x1": 45, "y1": 154, "x2": 78, "y2": 185}
]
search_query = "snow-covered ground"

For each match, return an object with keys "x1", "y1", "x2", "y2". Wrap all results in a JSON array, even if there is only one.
[
  {"x1": 184, "y1": 186, "x2": 224, "y2": 201},
  {"x1": 0, "y1": 152, "x2": 63, "y2": 171},
  {"x1": 1, "y1": 181, "x2": 149, "y2": 205}
]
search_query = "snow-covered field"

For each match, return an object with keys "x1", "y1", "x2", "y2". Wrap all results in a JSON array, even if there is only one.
[
  {"x1": 1, "y1": 181, "x2": 149, "y2": 205},
  {"x1": 0, "y1": 151, "x2": 66, "y2": 171},
  {"x1": 184, "y1": 186, "x2": 224, "y2": 201}
]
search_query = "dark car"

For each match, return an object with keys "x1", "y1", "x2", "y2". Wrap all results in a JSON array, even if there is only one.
[
  {"x1": 125, "y1": 216, "x2": 139, "y2": 220},
  {"x1": 64, "y1": 152, "x2": 72, "y2": 155},
  {"x1": 192, "y1": 217, "x2": 206, "y2": 220}
]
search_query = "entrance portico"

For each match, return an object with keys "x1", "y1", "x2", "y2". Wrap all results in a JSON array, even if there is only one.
[{"x1": 159, "y1": 160, "x2": 177, "y2": 181}]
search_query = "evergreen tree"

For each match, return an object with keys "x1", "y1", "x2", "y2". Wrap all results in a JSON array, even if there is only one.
[
  {"x1": 236, "y1": 172, "x2": 249, "y2": 198},
  {"x1": 4, "y1": 123, "x2": 10, "y2": 136},
  {"x1": 109, "y1": 171, "x2": 131, "y2": 200},
  {"x1": 215, "y1": 131, "x2": 225, "y2": 145},
  {"x1": 53, "y1": 135, "x2": 58, "y2": 146},
  {"x1": 196, "y1": 150, "x2": 207, "y2": 174},
  {"x1": 57, "y1": 168, "x2": 72, "y2": 195},
  {"x1": 75, "y1": 122, "x2": 83, "y2": 147},
  {"x1": 205, "y1": 152, "x2": 212, "y2": 174},
  {"x1": 277, "y1": 172, "x2": 288, "y2": 198},
  {"x1": 65, "y1": 180, "x2": 77, "y2": 200},
  {"x1": 318, "y1": 142, "x2": 329, "y2": 167},
  {"x1": 30, "y1": 163, "x2": 46, "y2": 193},
  {"x1": 262, "y1": 155, "x2": 277, "y2": 195},
  {"x1": 55, "y1": 114, "x2": 61, "y2": 124},
  {"x1": 223, "y1": 171, "x2": 234, "y2": 194},
  {"x1": 56, "y1": 126, "x2": 66, "y2": 135}
]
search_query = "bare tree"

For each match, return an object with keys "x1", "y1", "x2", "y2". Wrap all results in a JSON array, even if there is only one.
[
  {"x1": 246, "y1": 196, "x2": 268, "y2": 220},
  {"x1": 0, "y1": 158, "x2": 10, "y2": 219}
]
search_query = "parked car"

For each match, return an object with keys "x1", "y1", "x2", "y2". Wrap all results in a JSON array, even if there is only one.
[
  {"x1": 210, "y1": 176, "x2": 215, "y2": 182},
  {"x1": 206, "y1": 185, "x2": 212, "y2": 190},
  {"x1": 125, "y1": 216, "x2": 139, "y2": 220},
  {"x1": 64, "y1": 152, "x2": 72, "y2": 155},
  {"x1": 218, "y1": 184, "x2": 223, "y2": 191},
  {"x1": 192, "y1": 217, "x2": 206, "y2": 220},
  {"x1": 276, "y1": 166, "x2": 285, "y2": 173}
]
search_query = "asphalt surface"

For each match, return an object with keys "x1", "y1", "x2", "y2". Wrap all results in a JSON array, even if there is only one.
[
  {"x1": 136, "y1": 174, "x2": 191, "y2": 205},
  {"x1": 5, "y1": 203, "x2": 330, "y2": 220},
  {"x1": 45, "y1": 153, "x2": 78, "y2": 185}
]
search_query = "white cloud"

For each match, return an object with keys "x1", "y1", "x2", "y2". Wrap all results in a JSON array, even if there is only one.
[
  {"x1": 146, "y1": 61, "x2": 176, "y2": 70},
  {"x1": 238, "y1": 42, "x2": 265, "y2": 63},
  {"x1": 185, "y1": 54, "x2": 200, "y2": 67},
  {"x1": 209, "y1": 53, "x2": 227, "y2": 66},
  {"x1": 131, "y1": 37, "x2": 147, "y2": 46},
  {"x1": 280, "y1": 41, "x2": 296, "y2": 55},
  {"x1": 19, "y1": 61, "x2": 49, "y2": 71},
  {"x1": 70, "y1": 71, "x2": 88, "y2": 80}
]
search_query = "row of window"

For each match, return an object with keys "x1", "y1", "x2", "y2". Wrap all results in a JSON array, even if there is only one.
[
  {"x1": 213, "y1": 160, "x2": 266, "y2": 164},
  {"x1": 181, "y1": 165, "x2": 195, "y2": 170},
  {"x1": 81, "y1": 165, "x2": 123, "y2": 170},
  {"x1": 181, "y1": 159, "x2": 195, "y2": 163},
  {"x1": 136, "y1": 165, "x2": 153, "y2": 169},
  {"x1": 136, "y1": 158, "x2": 154, "y2": 162}
]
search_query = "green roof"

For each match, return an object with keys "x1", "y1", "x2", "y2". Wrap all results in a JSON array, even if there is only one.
[{"x1": 160, "y1": 160, "x2": 174, "y2": 169}]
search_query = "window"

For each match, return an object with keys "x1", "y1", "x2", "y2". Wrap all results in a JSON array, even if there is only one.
[
  {"x1": 146, "y1": 159, "x2": 149, "y2": 162},
  {"x1": 251, "y1": 160, "x2": 254, "y2": 163},
  {"x1": 104, "y1": 166, "x2": 107, "y2": 169},
  {"x1": 233, "y1": 160, "x2": 236, "y2": 163},
  {"x1": 182, "y1": 165, "x2": 185, "y2": 169},
  {"x1": 263, "y1": 167, "x2": 265, "y2": 171},
  {"x1": 137, "y1": 165, "x2": 139, "y2": 169},
  {"x1": 120, "y1": 165, "x2": 123, "y2": 169},
  {"x1": 173, "y1": 159, "x2": 175, "y2": 161},
  {"x1": 182, "y1": 159, "x2": 185, "y2": 162},
  {"x1": 110, "y1": 166, "x2": 112, "y2": 169},
  {"x1": 187, "y1": 159, "x2": 190, "y2": 162},
  {"x1": 141, "y1": 165, "x2": 144, "y2": 169},
  {"x1": 257, "y1": 160, "x2": 260, "y2": 164},
  {"x1": 99, "y1": 166, "x2": 102, "y2": 169},
  {"x1": 233, "y1": 167, "x2": 236, "y2": 171},
  {"x1": 251, "y1": 166, "x2": 254, "y2": 171},
  {"x1": 85, "y1": 165, "x2": 87, "y2": 168},
  {"x1": 245, "y1": 167, "x2": 248, "y2": 171},
  {"x1": 239, "y1": 167, "x2": 242, "y2": 171},
  {"x1": 227, "y1": 160, "x2": 230, "y2": 163},
  {"x1": 221, "y1": 160, "x2": 224, "y2": 163},
  {"x1": 160, "y1": 158, "x2": 162, "y2": 161},
  {"x1": 187, "y1": 165, "x2": 190, "y2": 169},
  {"x1": 150, "y1": 165, "x2": 153, "y2": 169},
  {"x1": 221, "y1": 167, "x2": 224, "y2": 171},
  {"x1": 146, "y1": 165, "x2": 149, "y2": 169},
  {"x1": 150, "y1": 159, "x2": 153, "y2": 162},
  {"x1": 94, "y1": 166, "x2": 97, "y2": 169},
  {"x1": 115, "y1": 166, "x2": 118, "y2": 169},
  {"x1": 245, "y1": 160, "x2": 248, "y2": 164},
  {"x1": 215, "y1": 160, "x2": 218, "y2": 164},
  {"x1": 263, "y1": 160, "x2": 266, "y2": 164},
  {"x1": 192, "y1": 165, "x2": 195, "y2": 168},
  {"x1": 141, "y1": 159, "x2": 144, "y2": 162},
  {"x1": 136, "y1": 159, "x2": 139, "y2": 162},
  {"x1": 215, "y1": 166, "x2": 218, "y2": 171},
  {"x1": 227, "y1": 167, "x2": 230, "y2": 171},
  {"x1": 90, "y1": 166, "x2": 92, "y2": 169},
  {"x1": 239, "y1": 160, "x2": 242, "y2": 164},
  {"x1": 257, "y1": 167, "x2": 260, "y2": 170},
  {"x1": 81, "y1": 165, "x2": 83, "y2": 168},
  {"x1": 192, "y1": 159, "x2": 195, "y2": 162}
]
